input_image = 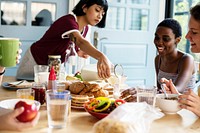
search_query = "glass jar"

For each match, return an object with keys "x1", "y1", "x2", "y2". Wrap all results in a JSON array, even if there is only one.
[
  {"x1": 32, "y1": 82, "x2": 46, "y2": 105},
  {"x1": 48, "y1": 55, "x2": 61, "y2": 79}
]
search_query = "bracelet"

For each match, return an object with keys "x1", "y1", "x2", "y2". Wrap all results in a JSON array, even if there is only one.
[{"x1": 0, "y1": 69, "x2": 5, "y2": 75}]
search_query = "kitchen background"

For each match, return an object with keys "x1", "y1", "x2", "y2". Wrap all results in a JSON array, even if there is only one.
[{"x1": 0, "y1": 0, "x2": 199, "y2": 87}]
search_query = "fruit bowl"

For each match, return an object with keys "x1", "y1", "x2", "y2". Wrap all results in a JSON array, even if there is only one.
[
  {"x1": 0, "y1": 99, "x2": 41, "y2": 110},
  {"x1": 84, "y1": 106, "x2": 108, "y2": 120}
]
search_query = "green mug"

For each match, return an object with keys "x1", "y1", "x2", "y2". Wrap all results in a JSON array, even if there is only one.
[{"x1": 0, "y1": 38, "x2": 20, "y2": 67}]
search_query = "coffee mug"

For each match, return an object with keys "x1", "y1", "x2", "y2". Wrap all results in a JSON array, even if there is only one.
[{"x1": 0, "y1": 38, "x2": 20, "y2": 67}]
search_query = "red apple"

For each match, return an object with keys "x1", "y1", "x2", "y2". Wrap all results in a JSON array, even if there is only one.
[{"x1": 14, "y1": 101, "x2": 38, "y2": 122}]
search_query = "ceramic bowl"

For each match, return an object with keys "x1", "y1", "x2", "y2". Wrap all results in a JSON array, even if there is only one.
[
  {"x1": 156, "y1": 94, "x2": 181, "y2": 114},
  {"x1": 0, "y1": 99, "x2": 41, "y2": 110}
]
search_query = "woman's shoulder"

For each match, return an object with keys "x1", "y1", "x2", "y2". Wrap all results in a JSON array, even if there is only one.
[
  {"x1": 177, "y1": 52, "x2": 194, "y2": 68},
  {"x1": 57, "y1": 14, "x2": 76, "y2": 21},
  {"x1": 53, "y1": 14, "x2": 78, "y2": 27},
  {"x1": 155, "y1": 55, "x2": 160, "y2": 62},
  {"x1": 178, "y1": 51, "x2": 194, "y2": 61}
]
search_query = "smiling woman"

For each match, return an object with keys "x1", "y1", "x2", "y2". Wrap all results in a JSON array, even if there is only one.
[
  {"x1": 154, "y1": 18, "x2": 196, "y2": 93},
  {"x1": 173, "y1": 0, "x2": 200, "y2": 63}
]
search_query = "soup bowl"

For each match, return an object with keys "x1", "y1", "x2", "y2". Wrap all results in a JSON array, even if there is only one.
[{"x1": 156, "y1": 94, "x2": 181, "y2": 114}]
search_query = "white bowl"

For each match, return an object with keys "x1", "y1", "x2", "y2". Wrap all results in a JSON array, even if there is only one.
[
  {"x1": 156, "y1": 94, "x2": 181, "y2": 114},
  {"x1": 0, "y1": 99, "x2": 41, "y2": 110}
]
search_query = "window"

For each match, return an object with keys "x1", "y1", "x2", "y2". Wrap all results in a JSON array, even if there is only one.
[
  {"x1": 106, "y1": 0, "x2": 150, "y2": 31},
  {"x1": 0, "y1": 1, "x2": 56, "y2": 26},
  {"x1": 31, "y1": 2, "x2": 56, "y2": 26},
  {"x1": 1, "y1": 1, "x2": 26, "y2": 25}
]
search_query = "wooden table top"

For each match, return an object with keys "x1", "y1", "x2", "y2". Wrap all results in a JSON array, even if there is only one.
[{"x1": 0, "y1": 76, "x2": 200, "y2": 133}]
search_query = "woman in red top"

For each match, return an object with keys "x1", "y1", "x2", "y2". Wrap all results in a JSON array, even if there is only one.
[{"x1": 16, "y1": 0, "x2": 111, "y2": 80}]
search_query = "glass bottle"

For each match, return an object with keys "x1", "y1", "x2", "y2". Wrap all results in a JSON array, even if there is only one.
[
  {"x1": 48, "y1": 55, "x2": 61, "y2": 79},
  {"x1": 64, "y1": 36, "x2": 77, "y2": 76}
]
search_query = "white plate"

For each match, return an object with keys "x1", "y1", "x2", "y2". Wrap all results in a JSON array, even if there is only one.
[
  {"x1": 2, "y1": 82, "x2": 32, "y2": 91},
  {"x1": 0, "y1": 99, "x2": 41, "y2": 110}
]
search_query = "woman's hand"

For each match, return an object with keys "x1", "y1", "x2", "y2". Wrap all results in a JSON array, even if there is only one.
[
  {"x1": 179, "y1": 89, "x2": 200, "y2": 117},
  {"x1": 160, "y1": 78, "x2": 179, "y2": 94},
  {"x1": 16, "y1": 42, "x2": 22, "y2": 64},
  {"x1": 0, "y1": 107, "x2": 40, "y2": 131},
  {"x1": 97, "y1": 54, "x2": 112, "y2": 79}
]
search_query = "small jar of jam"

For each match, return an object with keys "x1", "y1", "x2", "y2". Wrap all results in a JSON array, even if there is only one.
[
  {"x1": 32, "y1": 82, "x2": 46, "y2": 105},
  {"x1": 48, "y1": 55, "x2": 61, "y2": 79}
]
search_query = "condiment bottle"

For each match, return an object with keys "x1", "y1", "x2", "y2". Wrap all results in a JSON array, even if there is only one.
[
  {"x1": 64, "y1": 35, "x2": 77, "y2": 76},
  {"x1": 47, "y1": 66, "x2": 57, "y2": 91}
]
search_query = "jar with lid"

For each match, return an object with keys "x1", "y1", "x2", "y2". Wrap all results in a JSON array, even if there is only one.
[{"x1": 48, "y1": 55, "x2": 61, "y2": 79}]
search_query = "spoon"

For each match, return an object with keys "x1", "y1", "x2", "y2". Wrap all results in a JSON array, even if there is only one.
[{"x1": 161, "y1": 83, "x2": 169, "y2": 98}]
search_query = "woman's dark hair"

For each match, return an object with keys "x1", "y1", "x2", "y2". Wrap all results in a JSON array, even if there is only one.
[
  {"x1": 72, "y1": 0, "x2": 108, "y2": 28},
  {"x1": 157, "y1": 18, "x2": 182, "y2": 38},
  {"x1": 190, "y1": 3, "x2": 200, "y2": 22}
]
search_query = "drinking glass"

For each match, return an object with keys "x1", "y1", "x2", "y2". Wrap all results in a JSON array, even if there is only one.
[
  {"x1": 56, "y1": 82, "x2": 66, "y2": 92},
  {"x1": 136, "y1": 85, "x2": 157, "y2": 107},
  {"x1": 16, "y1": 88, "x2": 35, "y2": 100},
  {"x1": 46, "y1": 90, "x2": 70, "y2": 128},
  {"x1": 34, "y1": 65, "x2": 49, "y2": 84}
]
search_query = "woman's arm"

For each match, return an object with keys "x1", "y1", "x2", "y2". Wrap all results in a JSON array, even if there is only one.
[
  {"x1": 71, "y1": 32, "x2": 112, "y2": 79},
  {"x1": 174, "y1": 54, "x2": 195, "y2": 93},
  {"x1": 154, "y1": 55, "x2": 160, "y2": 89}
]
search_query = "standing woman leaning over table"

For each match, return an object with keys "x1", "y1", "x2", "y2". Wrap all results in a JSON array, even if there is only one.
[
  {"x1": 16, "y1": 0, "x2": 112, "y2": 80},
  {"x1": 162, "y1": 3, "x2": 200, "y2": 117}
]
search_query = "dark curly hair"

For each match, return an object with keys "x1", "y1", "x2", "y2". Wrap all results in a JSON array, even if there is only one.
[
  {"x1": 157, "y1": 18, "x2": 182, "y2": 38},
  {"x1": 190, "y1": 2, "x2": 200, "y2": 22},
  {"x1": 72, "y1": 0, "x2": 108, "y2": 28}
]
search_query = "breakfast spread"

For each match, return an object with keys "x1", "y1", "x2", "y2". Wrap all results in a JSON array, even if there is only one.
[
  {"x1": 69, "y1": 81, "x2": 109, "y2": 98},
  {"x1": 71, "y1": 94, "x2": 93, "y2": 108}
]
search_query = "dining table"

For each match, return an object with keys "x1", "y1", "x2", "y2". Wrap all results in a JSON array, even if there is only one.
[{"x1": 0, "y1": 76, "x2": 200, "y2": 133}]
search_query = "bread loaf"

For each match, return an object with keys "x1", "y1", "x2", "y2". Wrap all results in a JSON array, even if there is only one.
[{"x1": 69, "y1": 82, "x2": 85, "y2": 94}]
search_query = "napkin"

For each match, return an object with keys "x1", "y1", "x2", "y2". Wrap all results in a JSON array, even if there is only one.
[{"x1": 8, "y1": 80, "x2": 32, "y2": 88}]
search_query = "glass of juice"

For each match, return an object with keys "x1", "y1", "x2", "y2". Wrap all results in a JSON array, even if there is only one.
[
  {"x1": 16, "y1": 88, "x2": 35, "y2": 100},
  {"x1": 32, "y1": 82, "x2": 46, "y2": 105}
]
